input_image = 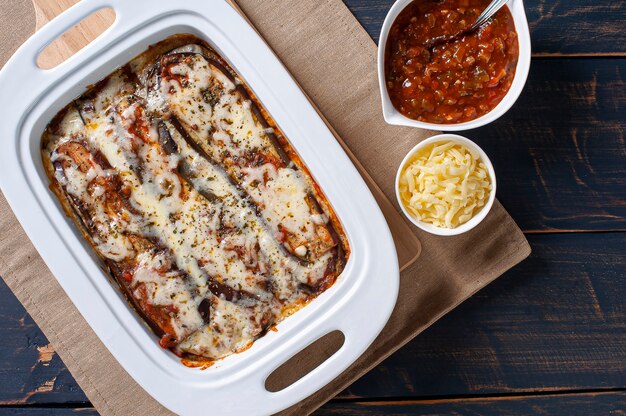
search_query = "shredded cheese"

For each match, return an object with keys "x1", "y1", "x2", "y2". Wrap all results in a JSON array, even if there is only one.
[{"x1": 398, "y1": 141, "x2": 492, "y2": 228}]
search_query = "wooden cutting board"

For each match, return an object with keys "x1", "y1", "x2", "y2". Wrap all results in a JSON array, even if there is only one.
[{"x1": 32, "y1": 0, "x2": 421, "y2": 269}]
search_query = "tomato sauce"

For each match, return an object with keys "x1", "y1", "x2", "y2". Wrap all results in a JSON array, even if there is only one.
[{"x1": 385, "y1": 0, "x2": 519, "y2": 124}]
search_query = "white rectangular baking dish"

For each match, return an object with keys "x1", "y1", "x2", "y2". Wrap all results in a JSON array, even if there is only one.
[{"x1": 0, "y1": 0, "x2": 399, "y2": 415}]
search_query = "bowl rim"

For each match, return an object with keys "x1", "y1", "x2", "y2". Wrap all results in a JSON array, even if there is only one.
[
  {"x1": 395, "y1": 134, "x2": 497, "y2": 236},
  {"x1": 377, "y1": 0, "x2": 532, "y2": 131}
]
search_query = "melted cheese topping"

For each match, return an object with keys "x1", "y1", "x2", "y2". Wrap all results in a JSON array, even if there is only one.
[
  {"x1": 133, "y1": 251, "x2": 204, "y2": 338},
  {"x1": 398, "y1": 141, "x2": 492, "y2": 228},
  {"x1": 43, "y1": 43, "x2": 345, "y2": 362},
  {"x1": 160, "y1": 54, "x2": 328, "y2": 257}
]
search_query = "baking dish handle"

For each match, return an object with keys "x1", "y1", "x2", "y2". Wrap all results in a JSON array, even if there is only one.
[
  {"x1": 8, "y1": 0, "x2": 143, "y2": 82},
  {"x1": 247, "y1": 314, "x2": 376, "y2": 410},
  {"x1": 234, "y1": 302, "x2": 378, "y2": 409}
]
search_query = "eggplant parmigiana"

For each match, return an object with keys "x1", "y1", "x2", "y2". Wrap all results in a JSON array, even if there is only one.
[{"x1": 41, "y1": 34, "x2": 349, "y2": 365}]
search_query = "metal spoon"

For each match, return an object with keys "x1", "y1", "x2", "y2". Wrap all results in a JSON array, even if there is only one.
[{"x1": 424, "y1": 0, "x2": 510, "y2": 50}]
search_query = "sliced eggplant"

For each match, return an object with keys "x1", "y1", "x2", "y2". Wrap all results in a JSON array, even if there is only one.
[
  {"x1": 162, "y1": 45, "x2": 292, "y2": 166},
  {"x1": 156, "y1": 51, "x2": 338, "y2": 262},
  {"x1": 40, "y1": 35, "x2": 348, "y2": 363},
  {"x1": 53, "y1": 141, "x2": 202, "y2": 347}
]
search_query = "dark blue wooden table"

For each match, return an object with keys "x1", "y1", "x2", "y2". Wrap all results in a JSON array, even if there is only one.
[{"x1": 1, "y1": 1, "x2": 625, "y2": 414}]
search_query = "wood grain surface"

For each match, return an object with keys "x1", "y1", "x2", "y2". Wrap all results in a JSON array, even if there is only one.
[
  {"x1": 345, "y1": 0, "x2": 626, "y2": 55},
  {"x1": 318, "y1": 392, "x2": 626, "y2": 415},
  {"x1": 1, "y1": 0, "x2": 625, "y2": 415},
  {"x1": 2, "y1": 391, "x2": 626, "y2": 415},
  {"x1": 33, "y1": 0, "x2": 114, "y2": 68},
  {"x1": 1, "y1": 233, "x2": 624, "y2": 405},
  {"x1": 464, "y1": 59, "x2": 626, "y2": 232}
]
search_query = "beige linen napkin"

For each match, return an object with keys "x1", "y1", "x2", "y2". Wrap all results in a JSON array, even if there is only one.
[{"x1": 0, "y1": 0, "x2": 530, "y2": 415}]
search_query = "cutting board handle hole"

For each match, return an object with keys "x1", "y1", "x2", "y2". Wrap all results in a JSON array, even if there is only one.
[
  {"x1": 265, "y1": 330, "x2": 345, "y2": 392},
  {"x1": 36, "y1": 7, "x2": 115, "y2": 69}
]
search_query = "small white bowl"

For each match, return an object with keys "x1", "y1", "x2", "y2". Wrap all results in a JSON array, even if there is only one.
[
  {"x1": 377, "y1": 0, "x2": 532, "y2": 131},
  {"x1": 395, "y1": 134, "x2": 497, "y2": 236}
]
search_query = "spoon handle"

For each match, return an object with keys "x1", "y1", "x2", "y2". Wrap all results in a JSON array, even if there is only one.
[{"x1": 469, "y1": 0, "x2": 509, "y2": 32}]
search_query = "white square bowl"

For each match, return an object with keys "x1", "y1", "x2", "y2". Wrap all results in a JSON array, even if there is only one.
[{"x1": 377, "y1": 0, "x2": 532, "y2": 131}]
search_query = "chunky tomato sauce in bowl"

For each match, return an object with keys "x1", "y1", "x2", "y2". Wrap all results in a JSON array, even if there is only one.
[{"x1": 378, "y1": 0, "x2": 531, "y2": 130}]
